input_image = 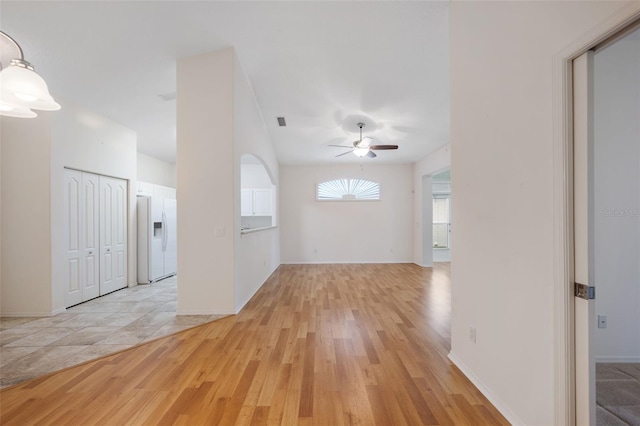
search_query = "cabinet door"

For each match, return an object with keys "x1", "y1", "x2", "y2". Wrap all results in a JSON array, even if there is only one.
[
  {"x1": 241, "y1": 189, "x2": 253, "y2": 216},
  {"x1": 252, "y1": 189, "x2": 271, "y2": 216},
  {"x1": 100, "y1": 176, "x2": 128, "y2": 295}
]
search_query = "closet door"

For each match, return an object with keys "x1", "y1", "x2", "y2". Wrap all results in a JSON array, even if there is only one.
[
  {"x1": 81, "y1": 173, "x2": 100, "y2": 301},
  {"x1": 64, "y1": 169, "x2": 83, "y2": 307},
  {"x1": 64, "y1": 170, "x2": 100, "y2": 306},
  {"x1": 100, "y1": 176, "x2": 128, "y2": 295}
]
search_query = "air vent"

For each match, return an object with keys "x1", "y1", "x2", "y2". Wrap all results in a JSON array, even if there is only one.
[
  {"x1": 158, "y1": 91, "x2": 176, "y2": 101},
  {"x1": 277, "y1": 117, "x2": 286, "y2": 127}
]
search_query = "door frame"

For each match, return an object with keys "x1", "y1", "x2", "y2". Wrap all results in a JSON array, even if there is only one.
[{"x1": 552, "y1": 3, "x2": 640, "y2": 424}]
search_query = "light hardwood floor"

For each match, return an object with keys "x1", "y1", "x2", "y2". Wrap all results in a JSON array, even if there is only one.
[{"x1": 0, "y1": 263, "x2": 508, "y2": 425}]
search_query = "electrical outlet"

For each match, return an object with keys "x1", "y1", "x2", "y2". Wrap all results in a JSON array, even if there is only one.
[
  {"x1": 469, "y1": 327, "x2": 477, "y2": 344},
  {"x1": 598, "y1": 315, "x2": 607, "y2": 329},
  {"x1": 214, "y1": 227, "x2": 225, "y2": 237}
]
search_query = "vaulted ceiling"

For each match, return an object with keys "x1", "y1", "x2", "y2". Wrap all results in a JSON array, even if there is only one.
[{"x1": 1, "y1": 1, "x2": 449, "y2": 165}]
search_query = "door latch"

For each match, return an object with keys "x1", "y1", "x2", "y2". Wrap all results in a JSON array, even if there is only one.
[{"x1": 575, "y1": 282, "x2": 595, "y2": 300}]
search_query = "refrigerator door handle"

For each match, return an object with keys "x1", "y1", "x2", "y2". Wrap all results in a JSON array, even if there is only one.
[{"x1": 162, "y1": 210, "x2": 168, "y2": 252}]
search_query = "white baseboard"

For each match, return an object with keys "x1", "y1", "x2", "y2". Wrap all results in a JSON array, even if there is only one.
[
  {"x1": 448, "y1": 351, "x2": 524, "y2": 426},
  {"x1": 0, "y1": 311, "x2": 57, "y2": 317},
  {"x1": 596, "y1": 356, "x2": 640, "y2": 363},
  {"x1": 176, "y1": 310, "x2": 236, "y2": 316},
  {"x1": 279, "y1": 260, "x2": 413, "y2": 265},
  {"x1": 51, "y1": 307, "x2": 67, "y2": 316}
]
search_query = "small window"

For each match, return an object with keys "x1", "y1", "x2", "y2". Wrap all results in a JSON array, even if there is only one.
[
  {"x1": 317, "y1": 179, "x2": 380, "y2": 201},
  {"x1": 433, "y1": 196, "x2": 450, "y2": 248}
]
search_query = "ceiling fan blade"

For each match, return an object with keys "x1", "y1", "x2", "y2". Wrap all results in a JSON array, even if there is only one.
[
  {"x1": 369, "y1": 145, "x2": 399, "y2": 150},
  {"x1": 367, "y1": 150, "x2": 377, "y2": 158},
  {"x1": 335, "y1": 150, "x2": 354, "y2": 157},
  {"x1": 328, "y1": 144, "x2": 354, "y2": 148}
]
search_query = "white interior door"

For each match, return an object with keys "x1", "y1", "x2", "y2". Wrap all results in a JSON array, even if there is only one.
[
  {"x1": 100, "y1": 176, "x2": 127, "y2": 295},
  {"x1": 81, "y1": 172, "x2": 100, "y2": 301},
  {"x1": 573, "y1": 50, "x2": 596, "y2": 426},
  {"x1": 64, "y1": 170, "x2": 100, "y2": 307},
  {"x1": 64, "y1": 169, "x2": 82, "y2": 307}
]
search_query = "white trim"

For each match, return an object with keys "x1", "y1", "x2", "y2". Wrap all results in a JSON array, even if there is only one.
[
  {"x1": 448, "y1": 352, "x2": 525, "y2": 426},
  {"x1": 51, "y1": 307, "x2": 67, "y2": 316},
  {"x1": 279, "y1": 260, "x2": 413, "y2": 265},
  {"x1": 0, "y1": 311, "x2": 60, "y2": 317},
  {"x1": 176, "y1": 310, "x2": 236, "y2": 316},
  {"x1": 552, "y1": 5, "x2": 640, "y2": 425},
  {"x1": 315, "y1": 178, "x2": 382, "y2": 201},
  {"x1": 596, "y1": 356, "x2": 640, "y2": 363}
]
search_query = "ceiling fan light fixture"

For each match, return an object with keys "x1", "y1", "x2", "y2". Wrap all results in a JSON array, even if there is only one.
[
  {"x1": 353, "y1": 147, "x2": 369, "y2": 157},
  {"x1": 360, "y1": 136, "x2": 373, "y2": 147}
]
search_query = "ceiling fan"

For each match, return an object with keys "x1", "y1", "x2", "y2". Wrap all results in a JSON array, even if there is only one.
[{"x1": 329, "y1": 122, "x2": 398, "y2": 158}]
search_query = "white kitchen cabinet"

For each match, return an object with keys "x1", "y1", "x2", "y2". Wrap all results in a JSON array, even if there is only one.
[
  {"x1": 241, "y1": 188, "x2": 271, "y2": 216},
  {"x1": 241, "y1": 189, "x2": 253, "y2": 216},
  {"x1": 252, "y1": 189, "x2": 271, "y2": 216}
]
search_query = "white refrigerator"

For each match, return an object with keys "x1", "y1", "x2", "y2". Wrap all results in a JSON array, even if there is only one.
[{"x1": 137, "y1": 196, "x2": 177, "y2": 283}]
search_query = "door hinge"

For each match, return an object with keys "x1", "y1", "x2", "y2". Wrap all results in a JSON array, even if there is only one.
[{"x1": 575, "y1": 282, "x2": 595, "y2": 300}]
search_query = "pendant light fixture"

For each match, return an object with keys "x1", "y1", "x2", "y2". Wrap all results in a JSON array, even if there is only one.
[{"x1": 0, "y1": 31, "x2": 61, "y2": 118}]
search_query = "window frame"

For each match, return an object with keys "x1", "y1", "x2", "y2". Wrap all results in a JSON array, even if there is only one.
[
  {"x1": 315, "y1": 178, "x2": 382, "y2": 201},
  {"x1": 432, "y1": 194, "x2": 451, "y2": 249}
]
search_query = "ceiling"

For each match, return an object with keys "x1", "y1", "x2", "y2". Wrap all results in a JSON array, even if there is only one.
[{"x1": 1, "y1": 1, "x2": 450, "y2": 165}]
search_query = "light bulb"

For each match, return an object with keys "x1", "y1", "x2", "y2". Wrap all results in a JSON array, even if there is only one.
[{"x1": 353, "y1": 148, "x2": 369, "y2": 157}]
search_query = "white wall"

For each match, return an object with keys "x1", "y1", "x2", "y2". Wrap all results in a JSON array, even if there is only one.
[
  {"x1": 177, "y1": 48, "x2": 280, "y2": 315},
  {"x1": 0, "y1": 98, "x2": 136, "y2": 316},
  {"x1": 280, "y1": 164, "x2": 412, "y2": 263},
  {"x1": 1, "y1": 114, "x2": 53, "y2": 316},
  {"x1": 50, "y1": 100, "x2": 137, "y2": 313},
  {"x1": 593, "y1": 31, "x2": 640, "y2": 362},
  {"x1": 413, "y1": 144, "x2": 450, "y2": 266},
  {"x1": 177, "y1": 48, "x2": 236, "y2": 315},
  {"x1": 241, "y1": 164, "x2": 273, "y2": 189},
  {"x1": 448, "y1": 2, "x2": 633, "y2": 425},
  {"x1": 137, "y1": 152, "x2": 176, "y2": 188},
  {"x1": 233, "y1": 56, "x2": 280, "y2": 312}
]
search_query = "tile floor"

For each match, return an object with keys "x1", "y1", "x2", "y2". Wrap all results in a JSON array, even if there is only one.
[{"x1": 0, "y1": 276, "x2": 227, "y2": 389}]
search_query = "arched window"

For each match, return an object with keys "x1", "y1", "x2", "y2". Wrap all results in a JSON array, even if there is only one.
[{"x1": 316, "y1": 178, "x2": 380, "y2": 201}]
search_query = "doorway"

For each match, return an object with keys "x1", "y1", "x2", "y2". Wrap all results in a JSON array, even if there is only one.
[
  {"x1": 591, "y1": 24, "x2": 640, "y2": 425},
  {"x1": 570, "y1": 18, "x2": 640, "y2": 426},
  {"x1": 432, "y1": 169, "x2": 451, "y2": 262}
]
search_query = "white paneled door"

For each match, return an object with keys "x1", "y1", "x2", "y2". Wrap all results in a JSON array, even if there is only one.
[
  {"x1": 64, "y1": 169, "x2": 127, "y2": 307},
  {"x1": 100, "y1": 175, "x2": 128, "y2": 295},
  {"x1": 64, "y1": 170, "x2": 101, "y2": 306}
]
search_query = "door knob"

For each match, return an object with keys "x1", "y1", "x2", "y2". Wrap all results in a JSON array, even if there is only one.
[{"x1": 107, "y1": 248, "x2": 110, "y2": 252}]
